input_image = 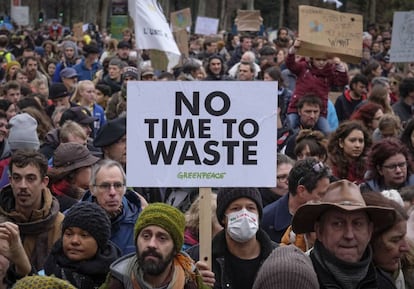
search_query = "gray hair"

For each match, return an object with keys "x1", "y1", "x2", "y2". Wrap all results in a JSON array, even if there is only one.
[
  {"x1": 241, "y1": 51, "x2": 256, "y2": 63},
  {"x1": 90, "y1": 159, "x2": 126, "y2": 194}
]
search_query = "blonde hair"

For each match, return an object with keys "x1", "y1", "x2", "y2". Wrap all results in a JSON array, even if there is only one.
[
  {"x1": 60, "y1": 120, "x2": 87, "y2": 143},
  {"x1": 378, "y1": 114, "x2": 402, "y2": 137},
  {"x1": 70, "y1": 80, "x2": 95, "y2": 104}
]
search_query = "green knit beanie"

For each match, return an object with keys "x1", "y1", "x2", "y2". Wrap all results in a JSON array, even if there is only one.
[
  {"x1": 134, "y1": 203, "x2": 185, "y2": 251},
  {"x1": 13, "y1": 275, "x2": 77, "y2": 289}
]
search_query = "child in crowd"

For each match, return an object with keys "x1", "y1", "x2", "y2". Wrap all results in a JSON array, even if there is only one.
[{"x1": 286, "y1": 39, "x2": 348, "y2": 134}]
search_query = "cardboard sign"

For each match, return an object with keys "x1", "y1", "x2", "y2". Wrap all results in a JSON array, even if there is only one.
[
  {"x1": 170, "y1": 8, "x2": 192, "y2": 32},
  {"x1": 72, "y1": 22, "x2": 84, "y2": 40},
  {"x1": 149, "y1": 50, "x2": 168, "y2": 71},
  {"x1": 194, "y1": 16, "x2": 219, "y2": 35},
  {"x1": 235, "y1": 10, "x2": 263, "y2": 31},
  {"x1": 389, "y1": 11, "x2": 414, "y2": 63},
  {"x1": 173, "y1": 29, "x2": 189, "y2": 57},
  {"x1": 126, "y1": 81, "x2": 277, "y2": 187},
  {"x1": 298, "y1": 5, "x2": 363, "y2": 63}
]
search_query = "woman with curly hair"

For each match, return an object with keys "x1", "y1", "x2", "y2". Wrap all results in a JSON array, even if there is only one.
[
  {"x1": 350, "y1": 102, "x2": 384, "y2": 133},
  {"x1": 294, "y1": 129, "x2": 328, "y2": 162},
  {"x1": 360, "y1": 138, "x2": 414, "y2": 193},
  {"x1": 327, "y1": 120, "x2": 372, "y2": 184}
]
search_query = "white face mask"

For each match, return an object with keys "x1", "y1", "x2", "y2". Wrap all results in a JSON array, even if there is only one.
[{"x1": 226, "y1": 208, "x2": 259, "y2": 243}]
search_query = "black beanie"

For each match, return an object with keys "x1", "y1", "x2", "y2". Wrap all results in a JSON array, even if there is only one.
[
  {"x1": 216, "y1": 187, "x2": 263, "y2": 226},
  {"x1": 62, "y1": 202, "x2": 111, "y2": 249}
]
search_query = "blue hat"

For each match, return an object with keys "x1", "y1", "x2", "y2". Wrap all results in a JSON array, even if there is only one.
[{"x1": 60, "y1": 67, "x2": 78, "y2": 79}]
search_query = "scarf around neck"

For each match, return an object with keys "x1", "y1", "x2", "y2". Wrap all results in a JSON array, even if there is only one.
[{"x1": 312, "y1": 240, "x2": 372, "y2": 289}]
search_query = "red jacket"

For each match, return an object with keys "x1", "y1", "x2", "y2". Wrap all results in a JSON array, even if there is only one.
[{"x1": 286, "y1": 53, "x2": 348, "y2": 117}]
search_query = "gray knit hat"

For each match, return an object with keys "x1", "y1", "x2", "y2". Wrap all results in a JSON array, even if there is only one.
[
  {"x1": 8, "y1": 113, "x2": 40, "y2": 151},
  {"x1": 253, "y1": 245, "x2": 319, "y2": 289}
]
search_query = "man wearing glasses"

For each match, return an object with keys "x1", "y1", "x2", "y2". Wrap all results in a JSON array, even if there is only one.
[
  {"x1": 81, "y1": 159, "x2": 144, "y2": 256},
  {"x1": 262, "y1": 158, "x2": 330, "y2": 243}
]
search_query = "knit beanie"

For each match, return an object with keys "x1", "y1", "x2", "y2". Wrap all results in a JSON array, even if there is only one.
[
  {"x1": 6, "y1": 60, "x2": 20, "y2": 74},
  {"x1": 134, "y1": 203, "x2": 185, "y2": 251},
  {"x1": 252, "y1": 245, "x2": 319, "y2": 289},
  {"x1": 216, "y1": 187, "x2": 263, "y2": 226},
  {"x1": 62, "y1": 40, "x2": 78, "y2": 58},
  {"x1": 62, "y1": 202, "x2": 111, "y2": 249},
  {"x1": 13, "y1": 275, "x2": 76, "y2": 289},
  {"x1": 8, "y1": 113, "x2": 40, "y2": 151}
]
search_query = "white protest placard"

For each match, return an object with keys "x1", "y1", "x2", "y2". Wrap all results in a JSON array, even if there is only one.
[
  {"x1": 10, "y1": 6, "x2": 29, "y2": 26},
  {"x1": 127, "y1": 81, "x2": 277, "y2": 187},
  {"x1": 389, "y1": 11, "x2": 414, "y2": 63},
  {"x1": 194, "y1": 16, "x2": 219, "y2": 35}
]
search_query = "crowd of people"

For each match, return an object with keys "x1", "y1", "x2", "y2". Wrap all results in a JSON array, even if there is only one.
[{"x1": 0, "y1": 15, "x2": 412, "y2": 289}]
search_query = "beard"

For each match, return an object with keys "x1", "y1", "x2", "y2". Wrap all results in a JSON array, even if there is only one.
[{"x1": 137, "y1": 247, "x2": 175, "y2": 276}]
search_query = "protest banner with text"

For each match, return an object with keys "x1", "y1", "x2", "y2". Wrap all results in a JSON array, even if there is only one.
[
  {"x1": 127, "y1": 82, "x2": 277, "y2": 187},
  {"x1": 298, "y1": 5, "x2": 363, "y2": 63}
]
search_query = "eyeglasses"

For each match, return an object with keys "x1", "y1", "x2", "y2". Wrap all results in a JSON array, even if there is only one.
[
  {"x1": 277, "y1": 174, "x2": 289, "y2": 181},
  {"x1": 382, "y1": 162, "x2": 407, "y2": 170},
  {"x1": 297, "y1": 162, "x2": 325, "y2": 186},
  {"x1": 94, "y1": 182, "x2": 125, "y2": 191}
]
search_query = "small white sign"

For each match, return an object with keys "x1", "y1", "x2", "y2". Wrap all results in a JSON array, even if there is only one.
[
  {"x1": 194, "y1": 16, "x2": 219, "y2": 35},
  {"x1": 127, "y1": 81, "x2": 277, "y2": 187},
  {"x1": 389, "y1": 11, "x2": 414, "y2": 63},
  {"x1": 11, "y1": 6, "x2": 29, "y2": 26}
]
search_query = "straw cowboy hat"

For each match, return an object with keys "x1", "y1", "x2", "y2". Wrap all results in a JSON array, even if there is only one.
[{"x1": 292, "y1": 180, "x2": 396, "y2": 234}]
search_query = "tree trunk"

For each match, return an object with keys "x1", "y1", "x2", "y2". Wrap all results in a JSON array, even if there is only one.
[
  {"x1": 198, "y1": 0, "x2": 206, "y2": 16},
  {"x1": 279, "y1": 0, "x2": 284, "y2": 29},
  {"x1": 369, "y1": 0, "x2": 376, "y2": 24},
  {"x1": 283, "y1": 0, "x2": 289, "y2": 28},
  {"x1": 244, "y1": 0, "x2": 254, "y2": 10},
  {"x1": 99, "y1": 0, "x2": 111, "y2": 31},
  {"x1": 158, "y1": 0, "x2": 170, "y2": 18},
  {"x1": 218, "y1": 0, "x2": 227, "y2": 31}
]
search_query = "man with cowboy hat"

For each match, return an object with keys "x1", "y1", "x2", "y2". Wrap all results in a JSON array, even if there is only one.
[{"x1": 292, "y1": 179, "x2": 397, "y2": 289}]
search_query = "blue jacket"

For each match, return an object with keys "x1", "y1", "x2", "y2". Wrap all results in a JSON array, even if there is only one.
[
  {"x1": 90, "y1": 103, "x2": 106, "y2": 138},
  {"x1": 262, "y1": 193, "x2": 292, "y2": 243},
  {"x1": 52, "y1": 61, "x2": 76, "y2": 83},
  {"x1": 73, "y1": 59, "x2": 101, "y2": 81},
  {"x1": 360, "y1": 174, "x2": 414, "y2": 193},
  {"x1": 81, "y1": 189, "x2": 142, "y2": 256}
]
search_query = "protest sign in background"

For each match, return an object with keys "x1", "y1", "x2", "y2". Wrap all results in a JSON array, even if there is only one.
[
  {"x1": 10, "y1": 6, "x2": 29, "y2": 26},
  {"x1": 194, "y1": 16, "x2": 219, "y2": 35},
  {"x1": 170, "y1": 8, "x2": 192, "y2": 32},
  {"x1": 127, "y1": 81, "x2": 277, "y2": 188},
  {"x1": 72, "y1": 22, "x2": 84, "y2": 40},
  {"x1": 389, "y1": 11, "x2": 414, "y2": 63},
  {"x1": 235, "y1": 10, "x2": 263, "y2": 31},
  {"x1": 298, "y1": 5, "x2": 363, "y2": 63}
]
